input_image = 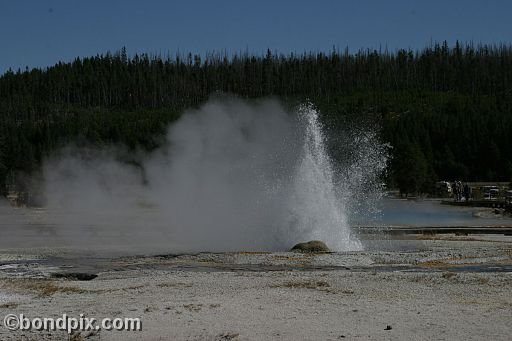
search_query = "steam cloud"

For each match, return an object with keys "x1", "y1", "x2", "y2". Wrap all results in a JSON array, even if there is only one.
[{"x1": 3, "y1": 98, "x2": 388, "y2": 253}]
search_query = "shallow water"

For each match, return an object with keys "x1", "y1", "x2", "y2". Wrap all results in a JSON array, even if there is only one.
[
  {"x1": 0, "y1": 199, "x2": 510, "y2": 251},
  {"x1": 356, "y1": 199, "x2": 511, "y2": 227}
]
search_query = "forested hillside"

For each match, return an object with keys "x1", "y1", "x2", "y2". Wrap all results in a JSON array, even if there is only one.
[{"x1": 1, "y1": 41, "x2": 511, "y2": 197}]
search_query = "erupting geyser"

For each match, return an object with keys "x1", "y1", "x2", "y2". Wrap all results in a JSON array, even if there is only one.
[
  {"x1": 29, "y1": 98, "x2": 387, "y2": 253},
  {"x1": 285, "y1": 103, "x2": 362, "y2": 251}
]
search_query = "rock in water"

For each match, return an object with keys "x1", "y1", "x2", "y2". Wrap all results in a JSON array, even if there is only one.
[{"x1": 290, "y1": 240, "x2": 330, "y2": 253}]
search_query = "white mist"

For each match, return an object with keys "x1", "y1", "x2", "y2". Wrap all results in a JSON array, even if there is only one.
[{"x1": 23, "y1": 98, "x2": 387, "y2": 253}]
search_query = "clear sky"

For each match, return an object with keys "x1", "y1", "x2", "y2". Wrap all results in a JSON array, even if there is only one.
[{"x1": 1, "y1": 0, "x2": 511, "y2": 74}]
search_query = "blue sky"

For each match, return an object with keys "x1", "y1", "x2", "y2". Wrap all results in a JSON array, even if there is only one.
[{"x1": 0, "y1": 0, "x2": 511, "y2": 73}]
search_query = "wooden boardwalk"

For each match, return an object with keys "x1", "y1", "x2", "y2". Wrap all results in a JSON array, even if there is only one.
[
  {"x1": 441, "y1": 200, "x2": 510, "y2": 209},
  {"x1": 356, "y1": 226, "x2": 512, "y2": 236}
]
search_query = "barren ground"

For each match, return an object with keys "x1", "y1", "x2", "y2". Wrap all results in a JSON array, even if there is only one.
[{"x1": 0, "y1": 235, "x2": 511, "y2": 340}]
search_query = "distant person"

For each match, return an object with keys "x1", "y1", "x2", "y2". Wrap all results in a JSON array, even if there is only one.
[
  {"x1": 453, "y1": 181, "x2": 458, "y2": 201},
  {"x1": 460, "y1": 181, "x2": 464, "y2": 201},
  {"x1": 463, "y1": 183, "x2": 471, "y2": 202},
  {"x1": 458, "y1": 181, "x2": 463, "y2": 201}
]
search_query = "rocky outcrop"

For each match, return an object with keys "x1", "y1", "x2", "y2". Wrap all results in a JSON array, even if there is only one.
[{"x1": 290, "y1": 240, "x2": 330, "y2": 253}]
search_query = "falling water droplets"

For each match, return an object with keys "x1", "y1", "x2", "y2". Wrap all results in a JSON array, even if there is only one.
[{"x1": 284, "y1": 103, "x2": 363, "y2": 251}]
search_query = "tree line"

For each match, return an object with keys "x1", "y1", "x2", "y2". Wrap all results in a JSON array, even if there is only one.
[{"x1": 1, "y1": 41, "x2": 511, "y2": 198}]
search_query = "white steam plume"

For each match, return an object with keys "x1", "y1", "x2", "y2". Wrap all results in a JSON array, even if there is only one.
[{"x1": 6, "y1": 98, "x2": 387, "y2": 253}]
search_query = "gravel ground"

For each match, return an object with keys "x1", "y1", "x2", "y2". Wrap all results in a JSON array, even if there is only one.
[{"x1": 0, "y1": 236, "x2": 511, "y2": 340}]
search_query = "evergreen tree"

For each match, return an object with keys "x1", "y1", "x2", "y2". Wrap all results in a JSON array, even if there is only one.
[
  {"x1": 1, "y1": 41, "x2": 512, "y2": 197},
  {"x1": 393, "y1": 143, "x2": 429, "y2": 196}
]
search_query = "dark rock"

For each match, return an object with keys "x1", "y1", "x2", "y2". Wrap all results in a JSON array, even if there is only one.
[
  {"x1": 51, "y1": 272, "x2": 98, "y2": 281},
  {"x1": 384, "y1": 325, "x2": 392, "y2": 330},
  {"x1": 290, "y1": 240, "x2": 330, "y2": 253}
]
